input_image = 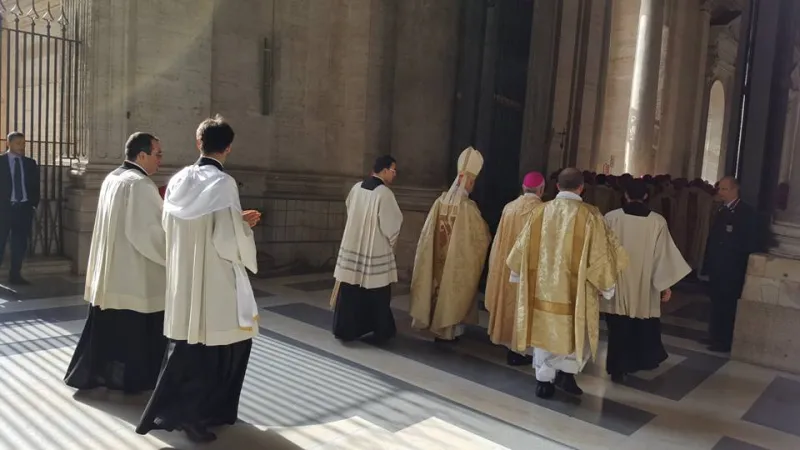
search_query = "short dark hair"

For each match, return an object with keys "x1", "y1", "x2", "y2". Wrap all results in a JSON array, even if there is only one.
[
  {"x1": 196, "y1": 115, "x2": 235, "y2": 154},
  {"x1": 373, "y1": 155, "x2": 396, "y2": 173},
  {"x1": 125, "y1": 132, "x2": 158, "y2": 161},
  {"x1": 558, "y1": 168, "x2": 584, "y2": 190},
  {"x1": 6, "y1": 131, "x2": 24, "y2": 143},
  {"x1": 625, "y1": 179, "x2": 648, "y2": 201},
  {"x1": 595, "y1": 174, "x2": 607, "y2": 185}
]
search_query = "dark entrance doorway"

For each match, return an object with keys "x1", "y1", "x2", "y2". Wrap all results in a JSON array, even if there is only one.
[{"x1": 450, "y1": 0, "x2": 534, "y2": 290}]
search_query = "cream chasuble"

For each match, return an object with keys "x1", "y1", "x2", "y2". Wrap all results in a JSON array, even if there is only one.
[
  {"x1": 602, "y1": 208, "x2": 690, "y2": 318},
  {"x1": 85, "y1": 164, "x2": 166, "y2": 313},
  {"x1": 162, "y1": 163, "x2": 259, "y2": 346},
  {"x1": 409, "y1": 147, "x2": 491, "y2": 340},
  {"x1": 485, "y1": 193, "x2": 542, "y2": 347},
  {"x1": 506, "y1": 192, "x2": 627, "y2": 365}
]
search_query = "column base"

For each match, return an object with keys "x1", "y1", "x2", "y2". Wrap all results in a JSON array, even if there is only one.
[
  {"x1": 732, "y1": 253, "x2": 800, "y2": 374},
  {"x1": 769, "y1": 220, "x2": 800, "y2": 260}
]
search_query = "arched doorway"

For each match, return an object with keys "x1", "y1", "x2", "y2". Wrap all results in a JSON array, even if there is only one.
[{"x1": 701, "y1": 81, "x2": 726, "y2": 182}]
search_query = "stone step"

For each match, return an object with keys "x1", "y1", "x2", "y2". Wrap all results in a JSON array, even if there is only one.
[
  {"x1": 273, "y1": 416, "x2": 390, "y2": 449},
  {"x1": 22, "y1": 257, "x2": 73, "y2": 276},
  {"x1": 393, "y1": 417, "x2": 511, "y2": 450}
]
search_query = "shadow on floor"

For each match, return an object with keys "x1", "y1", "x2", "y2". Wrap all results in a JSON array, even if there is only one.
[{"x1": 72, "y1": 389, "x2": 303, "y2": 449}]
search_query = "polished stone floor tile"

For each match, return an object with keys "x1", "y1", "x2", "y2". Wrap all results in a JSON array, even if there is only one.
[
  {"x1": 4, "y1": 272, "x2": 800, "y2": 449},
  {"x1": 248, "y1": 330, "x2": 564, "y2": 449},
  {"x1": 285, "y1": 279, "x2": 337, "y2": 292},
  {"x1": 266, "y1": 303, "x2": 655, "y2": 436},
  {"x1": 0, "y1": 276, "x2": 85, "y2": 301},
  {"x1": 253, "y1": 287, "x2": 275, "y2": 298},
  {"x1": 743, "y1": 376, "x2": 800, "y2": 437},
  {"x1": 0, "y1": 304, "x2": 87, "y2": 325},
  {"x1": 669, "y1": 300, "x2": 711, "y2": 322},
  {"x1": 713, "y1": 436, "x2": 769, "y2": 450}
]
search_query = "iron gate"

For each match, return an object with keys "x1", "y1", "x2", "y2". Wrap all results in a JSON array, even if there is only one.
[{"x1": 0, "y1": 0, "x2": 83, "y2": 257}]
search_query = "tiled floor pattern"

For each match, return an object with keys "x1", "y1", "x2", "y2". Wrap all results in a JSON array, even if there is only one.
[{"x1": 0, "y1": 273, "x2": 798, "y2": 449}]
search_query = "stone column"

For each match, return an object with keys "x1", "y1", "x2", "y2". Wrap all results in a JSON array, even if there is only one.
[
  {"x1": 623, "y1": 0, "x2": 664, "y2": 175},
  {"x1": 654, "y1": 0, "x2": 686, "y2": 175},
  {"x1": 596, "y1": 0, "x2": 642, "y2": 174},
  {"x1": 683, "y1": 7, "x2": 711, "y2": 177},
  {"x1": 731, "y1": 0, "x2": 800, "y2": 376},
  {"x1": 65, "y1": 0, "x2": 215, "y2": 274},
  {"x1": 519, "y1": 0, "x2": 561, "y2": 175},
  {"x1": 772, "y1": 60, "x2": 800, "y2": 257}
]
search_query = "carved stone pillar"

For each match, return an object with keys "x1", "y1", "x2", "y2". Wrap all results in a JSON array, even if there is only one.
[
  {"x1": 771, "y1": 55, "x2": 800, "y2": 258},
  {"x1": 623, "y1": 0, "x2": 664, "y2": 176}
]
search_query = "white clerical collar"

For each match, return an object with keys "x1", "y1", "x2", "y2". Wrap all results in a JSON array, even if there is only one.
[{"x1": 556, "y1": 191, "x2": 583, "y2": 202}]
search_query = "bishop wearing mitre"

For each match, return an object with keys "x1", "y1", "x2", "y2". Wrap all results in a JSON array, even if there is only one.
[
  {"x1": 507, "y1": 168, "x2": 627, "y2": 399},
  {"x1": 64, "y1": 132, "x2": 166, "y2": 393},
  {"x1": 136, "y1": 116, "x2": 262, "y2": 443},
  {"x1": 485, "y1": 171, "x2": 545, "y2": 366},
  {"x1": 602, "y1": 179, "x2": 690, "y2": 382},
  {"x1": 409, "y1": 147, "x2": 491, "y2": 342}
]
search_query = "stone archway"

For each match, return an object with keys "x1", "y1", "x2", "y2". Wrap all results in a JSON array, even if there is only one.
[{"x1": 701, "y1": 80, "x2": 725, "y2": 182}]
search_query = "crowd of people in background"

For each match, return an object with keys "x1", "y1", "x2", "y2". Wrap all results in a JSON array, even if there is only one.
[{"x1": 546, "y1": 170, "x2": 721, "y2": 276}]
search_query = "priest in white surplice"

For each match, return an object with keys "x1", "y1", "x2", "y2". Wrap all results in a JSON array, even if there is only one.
[
  {"x1": 64, "y1": 132, "x2": 167, "y2": 394},
  {"x1": 331, "y1": 155, "x2": 403, "y2": 343},
  {"x1": 136, "y1": 116, "x2": 261, "y2": 444},
  {"x1": 602, "y1": 179, "x2": 690, "y2": 383}
]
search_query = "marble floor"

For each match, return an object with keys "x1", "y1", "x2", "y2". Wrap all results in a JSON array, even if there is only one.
[{"x1": 1, "y1": 273, "x2": 799, "y2": 449}]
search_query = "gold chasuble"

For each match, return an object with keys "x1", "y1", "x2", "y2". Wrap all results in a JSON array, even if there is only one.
[
  {"x1": 410, "y1": 148, "x2": 491, "y2": 340},
  {"x1": 506, "y1": 194, "x2": 627, "y2": 364},
  {"x1": 485, "y1": 194, "x2": 542, "y2": 347}
]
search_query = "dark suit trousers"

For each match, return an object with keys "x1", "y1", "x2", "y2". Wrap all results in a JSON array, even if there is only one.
[
  {"x1": 0, "y1": 202, "x2": 34, "y2": 276},
  {"x1": 708, "y1": 274, "x2": 745, "y2": 350}
]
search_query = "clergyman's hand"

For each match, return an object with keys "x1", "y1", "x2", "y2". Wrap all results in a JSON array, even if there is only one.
[
  {"x1": 243, "y1": 210, "x2": 261, "y2": 228},
  {"x1": 661, "y1": 288, "x2": 672, "y2": 303}
]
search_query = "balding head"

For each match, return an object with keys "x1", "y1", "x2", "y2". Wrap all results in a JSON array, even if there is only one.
[
  {"x1": 557, "y1": 168, "x2": 584, "y2": 194},
  {"x1": 718, "y1": 175, "x2": 740, "y2": 203}
]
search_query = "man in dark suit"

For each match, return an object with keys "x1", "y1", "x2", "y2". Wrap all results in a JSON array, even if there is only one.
[
  {"x1": 704, "y1": 176, "x2": 758, "y2": 353},
  {"x1": 0, "y1": 132, "x2": 40, "y2": 285}
]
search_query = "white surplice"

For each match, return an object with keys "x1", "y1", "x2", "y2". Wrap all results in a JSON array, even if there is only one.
[
  {"x1": 162, "y1": 163, "x2": 259, "y2": 346},
  {"x1": 602, "y1": 207, "x2": 691, "y2": 318},
  {"x1": 334, "y1": 177, "x2": 403, "y2": 289},
  {"x1": 84, "y1": 165, "x2": 166, "y2": 313}
]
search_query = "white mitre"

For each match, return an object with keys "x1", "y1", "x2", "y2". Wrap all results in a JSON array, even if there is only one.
[{"x1": 457, "y1": 146, "x2": 484, "y2": 177}]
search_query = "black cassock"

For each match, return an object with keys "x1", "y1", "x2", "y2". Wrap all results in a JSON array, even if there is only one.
[
  {"x1": 332, "y1": 282, "x2": 396, "y2": 343},
  {"x1": 64, "y1": 306, "x2": 167, "y2": 393},
  {"x1": 603, "y1": 203, "x2": 669, "y2": 378},
  {"x1": 135, "y1": 339, "x2": 252, "y2": 435}
]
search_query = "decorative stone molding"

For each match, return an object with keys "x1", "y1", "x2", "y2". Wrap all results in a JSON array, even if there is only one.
[
  {"x1": 771, "y1": 220, "x2": 800, "y2": 260},
  {"x1": 706, "y1": 17, "x2": 740, "y2": 85},
  {"x1": 734, "y1": 252, "x2": 800, "y2": 374},
  {"x1": 63, "y1": 161, "x2": 443, "y2": 274}
]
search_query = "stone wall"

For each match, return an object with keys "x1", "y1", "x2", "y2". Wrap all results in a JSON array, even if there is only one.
[
  {"x1": 64, "y1": 0, "x2": 448, "y2": 279},
  {"x1": 732, "y1": 253, "x2": 800, "y2": 374}
]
